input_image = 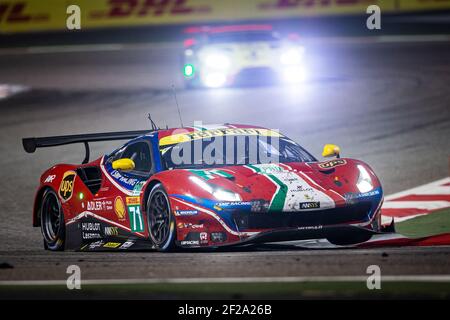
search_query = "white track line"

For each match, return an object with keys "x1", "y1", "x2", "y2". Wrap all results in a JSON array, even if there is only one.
[
  {"x1": 377, "y1": 35, "x2": 450, "y2": 43},
  {"x1": 381, "y1": 214, "x2": 426, "y2": 224},
  {"x1": 2, "y1": 275, "x2": 450, "y2": 286},
  {"x1": 384, "y1": 177, "x2": 450, "y2": 201},
  {"x1": 382, "y1": 201, "x2": 450, "y2": 210},
  {"x1": 26, "y1": 44, "x2": 124, "y2": 54},
  {"x1": 0, "y1": 42, "x2": 180, "y2": 55},
  {"x1": 1, "y1": 34, "x2": 449, "y2": 56}
]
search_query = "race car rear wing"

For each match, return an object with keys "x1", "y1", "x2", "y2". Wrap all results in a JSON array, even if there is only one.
[{"x1": 22, "y1": 130, "x2": 152, "y2": 164}]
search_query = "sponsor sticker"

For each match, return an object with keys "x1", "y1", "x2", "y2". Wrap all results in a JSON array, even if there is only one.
[
  {"x1": 180, "y1": 240, "x2": 199, "y2": 246},
  {"x1": 114, "y1": 196, "x2": 126, "y2": 220},
  {"x1": 189, "y1": 169, "x2": 234, "y2": 181},
  {"x1": 81, "y1": 222, "x2": 101, "y2": 239},
  {"x1": 103, "y1": 242, "x2": 121, "y2": 248},
  {"x1": 174, "y1": 210, "x2": 198, "y2": 216},
  {"x1": 81, "y1": 222, "x2": 100, "y2": 231},
  {"x1": 297, "y1": 225, "x2": 323, "y2": 231},
  {"x1": 119, "y1": 241, "x2": 134, "y2": 250},
  {"x1": 104, "y1": 226, "x2": 119, "y2": 236},
  {"x1": 126, "y1": 196, "x2": 140, "y2": 205},
  {"x1": 82, "y1": 232, "x2": 102, "y2": 240},
  {"x1": 299, "y1": 202, "x2": 320, "y2": 209},
  {"x1": 216, "y1": 201, "x2": 252, "y2": 207},
  {"x1": 200, "y1": 232, "x2": 208, "y2": 244},
  {"x1": 318, "y1": 159, "x2": 347, "y2": 169},
  {"x1": 126, "y1": 197, "x2": 144, "y2": 233},
  {"x1": 250, "y1": 200, "x2": 270, "y2": 213},
  {"x1": 177, "y1": 223, "x2": 204, "y2": 229},
  {"x1": 132, "y1": 181, "x2": 145, "y2": 196},
  {"x1": 211, "y1": 232, "x2": 227, "y2": 243},
  {"x1": 110, "y1": 170, "x2": 138, "y2": 187},
  {"x1": 44, "y1": 175, "x2": 56, "y2": 183},
  {"x1": 303, "y1": 193, "x2": 314, "y2": 200},
  {"x1": 189, "y1": 128, "x2": 281, "y2": 140},
  {"x1": 359, "y1": 189, "x2": 381, "y2": 197},
  {"x1": 89, "y1": 240, "x2": 104, "y2": 249},
  {"x1": 59, "y1": 171, "x2": 76, "y2": 201},
  {"x1": 87, "y1": 200, "x2": 109, "y2": 211},
  {"x1": 345, "y1": 189, "x2": 381, "y2": 204},
  {"x1": 160, "y1": 128, "x2": 282, "y2": 147}
]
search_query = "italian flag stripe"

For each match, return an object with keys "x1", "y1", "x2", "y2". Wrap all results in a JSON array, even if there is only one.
[
  {"x1": 245, "y1": 164, "x2": 287, "y2": 211},
  {"x1": 267, "y1": 174, "x2": 287, "y2": 211}
]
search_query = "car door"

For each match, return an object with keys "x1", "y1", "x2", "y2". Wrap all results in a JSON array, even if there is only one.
[{"x1": 100, "y1": 138, "x2": 155, "y2": 237}]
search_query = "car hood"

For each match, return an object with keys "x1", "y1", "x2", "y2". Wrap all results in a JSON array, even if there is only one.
[{"x1": 168, "y1": 159, "x2": 381, "y2": 212}]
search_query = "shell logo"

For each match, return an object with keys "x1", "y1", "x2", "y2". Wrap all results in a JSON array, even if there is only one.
[{"x1": 114, "y1": 196, "x2": 126, "y2": 220}]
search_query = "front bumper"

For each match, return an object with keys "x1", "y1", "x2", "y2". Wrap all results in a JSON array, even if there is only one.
[
  {"x1": 175, "y1": 224, "x2": 391, "y2": 249},
  {"x1": 185, "y1": 65, "x2": 306, "y2": 88},
  {"x1": 171, "y1": 193, "x2": 383, "y2": 248},
  {"x1": 232, "y1": 202, "x2": 374, "y2": 230}
]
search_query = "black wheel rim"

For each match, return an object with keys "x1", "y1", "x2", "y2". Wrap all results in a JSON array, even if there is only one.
[
  {"x1": 42, "y1": 192, "x2": 61, "y2": 243},
  {"x1": 148, "y1": 191, "x2": 170, "y2": 245}
]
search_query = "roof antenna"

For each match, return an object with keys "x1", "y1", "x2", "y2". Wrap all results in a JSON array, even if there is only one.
[
  {"x1": 147, "y1": 113, "x2": 158, "y2": 131},
  {"x1": 171, "y1": 84, "x2": 184, "y2": 128}
]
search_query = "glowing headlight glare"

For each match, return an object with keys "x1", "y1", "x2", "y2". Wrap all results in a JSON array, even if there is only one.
[
  {"x1": 356, "y1": 165, "x2": 373, "y2": 193},
  {"x1": 189, "y1": 176, "x2": 241, "y2": 201},
  {"x1": 213, "y1": 188, "x2": 241, "y2": 202},
  {"x1": 204, "y1": 53, "x2": 231, "y2": 69},
  {"x1": 282, "y1": 67, "x2": 306, "y2": 83},
  {"x1": 189, "y1": 176, "x2": 213, "y2": 194},
  {"x1": 280, "y1": 47, "x2": 304, "y2": 65},
  {"x1": 183, "y1": 64, "x2": 194, "y2": 77},
  {"x1": 202, "y1": 72, "x2": 227, "y2": 88}
]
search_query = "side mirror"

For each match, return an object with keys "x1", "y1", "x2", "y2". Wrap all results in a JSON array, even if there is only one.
[
  {"x1": 322, "y1": 144, "x2": 341, "y2": 158},
  {"x1": 112, "y1": 158, "x2": 135, "y2": 171}
]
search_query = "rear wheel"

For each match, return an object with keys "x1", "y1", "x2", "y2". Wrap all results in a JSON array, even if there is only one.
[
  {"x1": 40, "y1": 189, "x2": 65, "y2": 251},
  {"x1": 146, "y1": 184, "x2": 176, "y2": 252}
]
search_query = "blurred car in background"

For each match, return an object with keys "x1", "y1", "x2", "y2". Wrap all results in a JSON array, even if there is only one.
[{"x1": 182, "y1": 24, "x2": 306, "y2": 88}]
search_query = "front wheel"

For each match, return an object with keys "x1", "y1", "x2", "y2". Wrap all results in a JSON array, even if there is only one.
[
  {"x1": 40, "y1": 189, "x2": 65, "y2": 251},
  {"x1": 326, "y1": 233, "x2": 372, "y2": 246},
  {"x1": 146, "y1": 184, "x2": 176, "y2": 252}
]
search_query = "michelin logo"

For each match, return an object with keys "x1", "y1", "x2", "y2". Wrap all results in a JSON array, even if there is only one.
[{"x1": 175, "y1": 210, "x2": 198, "y2": 216}]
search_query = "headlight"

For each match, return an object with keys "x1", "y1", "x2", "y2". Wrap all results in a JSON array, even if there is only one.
[
  {"x1": 281, "y1": 67, "x2": 307, "y2": 83},
  {"x1": 213, "y1": 188, "x2": 241, "y2": 202},
  {"x1": 204, "y1": 52, "x2": 231, "y2": 70},
  {"x1": 189, "y1": 176, "x2": 241, "y2": 201},
  {"x1": 280, "y1": 47, "x2": 304, "y2": 65},
  {"x1": 356, "y1": 165, "x2": 373, "y2": 193},
  {"x1": 202, "y1": 72, "x2": 227, "y2": 88}
]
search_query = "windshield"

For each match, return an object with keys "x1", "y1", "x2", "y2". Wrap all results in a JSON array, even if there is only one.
[
  {"x1": 160, "y1": 135, "x2": 316, "y2": 170},
  {"x1": 208, "y1": 31, "x2": 280, "y2": 44}
]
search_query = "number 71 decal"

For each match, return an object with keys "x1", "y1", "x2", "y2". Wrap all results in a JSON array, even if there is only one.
[{"x1": 126, "y1": 197, "x2": 144, "y2": 233}]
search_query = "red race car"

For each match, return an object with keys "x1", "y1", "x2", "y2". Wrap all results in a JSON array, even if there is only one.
[{"x1": 23, "y1": 124, "x2": 391, "y2": 252}]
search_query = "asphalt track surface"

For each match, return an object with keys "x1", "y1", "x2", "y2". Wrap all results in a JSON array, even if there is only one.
[{"x1": 0, "y1": 40, "x2": 449, "y2": 284}]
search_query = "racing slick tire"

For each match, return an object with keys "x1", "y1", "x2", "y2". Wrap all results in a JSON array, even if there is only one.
[
  {"x1": 146, "y1": 183, "x2": 177, "y2": 252},
  {"x1": 326, "y1": 213, "x2": 381, "y2": 246},
  {"x1": 40, "y1": 189, "x2": 66, "y2": 251},
  {"x1": 326, "y1": 233, "x2": 372, "y2": 246}
]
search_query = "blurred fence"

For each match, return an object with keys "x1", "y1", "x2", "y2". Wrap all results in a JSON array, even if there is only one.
[{"x1": 1, "y1": 0, "x2": 450, "y2": 33}]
